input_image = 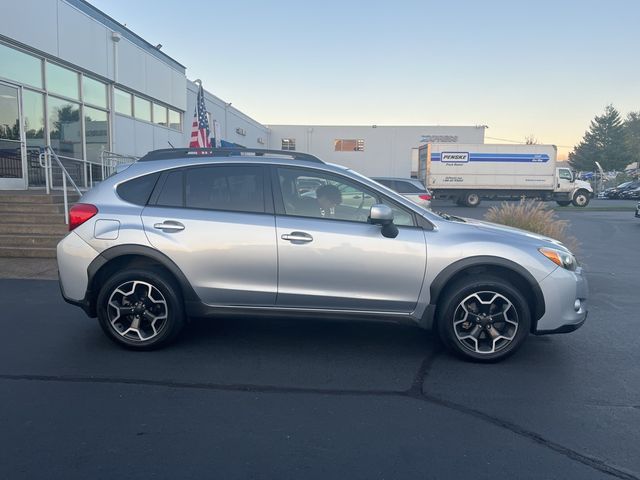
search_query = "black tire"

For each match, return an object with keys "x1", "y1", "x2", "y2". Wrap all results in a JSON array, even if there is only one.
[
  {"x1": 556, "y1": 200, "x2": 571, "y2": 207},
  {"x1": 464, "y1": 192, "x2": 481, "y2": 207},
  {"x1": 572, "y1": 190, "x2": 590, "y2": 207},
  {"x1": 97, "y1": 268, "x2": 185, "y2": 350},
  {"x1": 437, "y1": 275, "x2": 531, "y2": 362}
]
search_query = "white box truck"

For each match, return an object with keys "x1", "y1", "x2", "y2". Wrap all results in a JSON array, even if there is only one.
[{"x1": 419, "y1": 143, "x2": 593, "y2": 207}]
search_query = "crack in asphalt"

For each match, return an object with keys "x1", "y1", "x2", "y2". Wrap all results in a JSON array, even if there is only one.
[{"x1": 2, "y1": 368, "x2": 638, "y2": 480}]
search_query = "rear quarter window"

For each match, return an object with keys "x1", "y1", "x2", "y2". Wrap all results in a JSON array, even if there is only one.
[
  {"x1": 116, "y1": 173, "x2": 160, "y2": 205},
  {"x1": 394, "y1": 181, "x2": 425, "y2": 193}
]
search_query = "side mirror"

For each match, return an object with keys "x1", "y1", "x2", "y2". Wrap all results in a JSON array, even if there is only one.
[{"x1": 369, "y1": 204, "x2": 398, "y2": 238}]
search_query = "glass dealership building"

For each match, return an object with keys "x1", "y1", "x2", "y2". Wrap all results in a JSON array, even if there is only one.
[{"x1": 0, "y1": 0, "x2": 480, "y2": 190}]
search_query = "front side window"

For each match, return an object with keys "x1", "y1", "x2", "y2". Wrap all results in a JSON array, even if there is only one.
[
  {"x1": 559, "y1": 169, "x2": 573, "y2": 181},
  {"x1": 277, "y1": 167, "x2": 414, "y2": 226},
  {"x1": 185, "y1": 166, "x2": 265, "y2": 213}
]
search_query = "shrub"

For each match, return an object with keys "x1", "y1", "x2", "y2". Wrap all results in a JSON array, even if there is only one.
[{"x1": 484, "y1": 199, "x2": 580, "y2": 252}]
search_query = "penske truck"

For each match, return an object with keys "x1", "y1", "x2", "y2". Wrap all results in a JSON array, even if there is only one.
[{"x1": 418, "y1": 143, "x2": 593, "y2": 207}]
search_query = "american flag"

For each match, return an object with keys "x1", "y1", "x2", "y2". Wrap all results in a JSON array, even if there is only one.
[{"x1": 189, "y1": 84, "x2": 211, "y2": 149}]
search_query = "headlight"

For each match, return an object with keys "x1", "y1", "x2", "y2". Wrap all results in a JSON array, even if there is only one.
[{"x1": 539, "y1": 247, "x2": 577, "y2": 271}]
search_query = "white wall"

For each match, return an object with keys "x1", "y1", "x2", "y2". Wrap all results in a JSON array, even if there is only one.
[
  {"x1": 1, "y1": 0, "x2": 186, "y2": 111},
  {"x1": 266, "y1": 125, "x2": 486, "y2": 177}
]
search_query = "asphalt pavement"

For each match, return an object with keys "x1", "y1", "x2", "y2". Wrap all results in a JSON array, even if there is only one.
[{"x1": 1, "y1": 202, "x2": 639, "y2": 479}]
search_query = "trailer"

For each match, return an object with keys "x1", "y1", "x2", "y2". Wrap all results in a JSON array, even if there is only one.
[{"x1": 418, "y1": 143, "x2": 593, "y2": 207}]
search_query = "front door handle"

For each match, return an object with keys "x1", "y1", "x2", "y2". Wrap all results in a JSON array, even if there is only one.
[
  {"x1": 154, "y1": 221, "x2": 185, "y2": 232},
  {"x1": 281, "y1": 231, "x2": 313, "y2": 243}
]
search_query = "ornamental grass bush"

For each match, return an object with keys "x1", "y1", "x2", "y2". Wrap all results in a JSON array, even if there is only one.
[{"x1": 484, "y1": 199, "x2": 580, "y2": 252}]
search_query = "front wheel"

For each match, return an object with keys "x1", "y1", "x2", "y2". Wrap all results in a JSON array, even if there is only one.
[
  {"x1": 572, "y1": 190, "x2": 590, "y2": 207},
  {"x1": 437, "y1": 275, "x2": 531, "y2": 362},
  {"x1": 464, "y1": 192, "x2": 481, "y2": 207},
  {"x1": 96, "y1": 268, "x2": 185, "y2": 349}
]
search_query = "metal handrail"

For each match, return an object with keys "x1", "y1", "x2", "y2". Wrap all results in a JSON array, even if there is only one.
[
  {"x1": 39, "y1": 146, "x2": 82, "y2": 224},
  {"x1": 100, "y1": 150, "x2": 139, "y2": 179}
]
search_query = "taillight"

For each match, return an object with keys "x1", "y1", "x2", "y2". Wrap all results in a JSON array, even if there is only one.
[
  {"x1": 419, "y1": 194, "x2": 432, "y2": 201},
  {"x1": 69, "y1": 203, "x2": 98, "y2": 231}
]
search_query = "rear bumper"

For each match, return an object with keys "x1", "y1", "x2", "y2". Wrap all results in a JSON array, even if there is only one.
[{"x1": 57, "y1": 232, "x2": 99, "y2": 310}]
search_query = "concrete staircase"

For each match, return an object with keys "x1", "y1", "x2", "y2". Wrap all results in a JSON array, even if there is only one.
[{"x1": 0, "y1": 191, "x2": 73, "y2": 258}]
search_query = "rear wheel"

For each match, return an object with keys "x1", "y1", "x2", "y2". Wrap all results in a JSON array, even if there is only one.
[
  {"x1": 97, "y1": 268, "x2": 185, "y2": 349},
  {"x1": 556, "y1": 200, "x2": 571, "y2": 207},
  {"x1": 437, "y1": 275, "x2": 531, "y2": 362}
]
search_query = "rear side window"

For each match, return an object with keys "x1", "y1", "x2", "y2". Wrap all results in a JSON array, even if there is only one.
[
  {"x1": 185, "y1": 166, "x2": 265, "y2": 213},
  {"x1": 393, "y1": 181, "x2": 425, "y2": 193},
  {"x1": 374, "y1": 178, "x2": 393, "y2": 188},
  {"x1": 156, "y1": 170, "x2": 184, "y2": 207},
  {"x1": 116, "y1": 173, "x2": 160, "y2": 205}
]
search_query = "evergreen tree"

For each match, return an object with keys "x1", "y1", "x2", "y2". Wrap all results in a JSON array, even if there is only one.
[
  {"x1": 624, "y1": 111, "x2": 640, "y2": 166},
  {"x1": 569, "y1": 105, "x2": 630, "y2": 171}
]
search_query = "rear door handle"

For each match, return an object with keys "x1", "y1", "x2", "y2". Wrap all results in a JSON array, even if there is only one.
[
  {"x1": 281, "y1": 231, "x2": 313, "y2": 243},
  {"x1": 153, "y1": 221, "x2": 185, "y2": 232}
]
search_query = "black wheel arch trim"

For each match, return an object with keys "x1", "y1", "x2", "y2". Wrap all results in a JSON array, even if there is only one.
[
  {"x1": 82, "y1": 244, "x2": 200, "y2": 317},
  {"x1": 423, "y1": 256, "x2": 546, "y2": 331}
]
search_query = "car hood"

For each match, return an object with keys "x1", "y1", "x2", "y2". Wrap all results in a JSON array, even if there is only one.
[{"x1": 447, "y1": 216, "x2": 568, "y2": 250}]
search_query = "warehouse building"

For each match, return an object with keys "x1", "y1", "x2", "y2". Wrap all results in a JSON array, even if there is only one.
[{"x1": 0, "y1": 0, "x2": 482, "y2": 191}]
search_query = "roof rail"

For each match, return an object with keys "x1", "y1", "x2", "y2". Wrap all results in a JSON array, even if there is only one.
[{"x1": 138, "y1": 147, "x2": 324, "y2": 164}]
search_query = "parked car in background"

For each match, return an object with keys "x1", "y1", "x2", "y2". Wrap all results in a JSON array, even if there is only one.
[
  {"x1": 371, "y1": 177, "x2": 432, "y2": 209},
  {"x1": 606, "y1": 181, "x2": 640, "y2": 199},
  {"x1": 620, "y1": 186, "x2": 640, "y2": 200}
]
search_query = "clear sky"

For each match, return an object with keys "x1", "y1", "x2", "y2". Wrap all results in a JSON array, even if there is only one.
[{"x1": 89, "y1": 0, "x2": 639, "y2": 159}]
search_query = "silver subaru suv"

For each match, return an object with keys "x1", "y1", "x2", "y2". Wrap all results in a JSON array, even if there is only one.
[{"x1": 57, "y1": 148, "x2": 588, "y2": 362}]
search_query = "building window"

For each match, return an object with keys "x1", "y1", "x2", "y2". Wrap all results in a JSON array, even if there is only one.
[
  {"x1": 282, "y1": 138, "x2": 296, "y2": 151},
  {"x1": 48, "y1": 96, "x2": 82, "y2": 159},
  {"x1": 334, "y1": 139, "x2": 364, "y2": 152},
  {"x1": 169, "y1": 109, "x2": 182, "y2": 131},
  {"x1": 84, "y1": 106, "x2": 109, "y2": 163},
  {"x1": 114, "y1": 88, "x2": 132, "y2": 116},
  {"x1": 134, "y1": 96, "x2": 151, "y2": 122},
  {"x1": 22, "y1": 90, "x2": 45, "y2": 148},
  {"x1": 153, "y1": 103, "x2": 168, "y2": 126},
  {"x1": 46, "y1": 62, "x2": 79, "y2": 100},
  {"x1": 0, "y1": 43, "x2": 42, "y2": 88},
  {"x1": 83, "y1": 76, "x2": 107, "y2": 109}
]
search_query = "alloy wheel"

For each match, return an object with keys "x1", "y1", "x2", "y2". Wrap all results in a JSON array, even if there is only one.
[
  {"x1": 452, "y1": 290, "x2": 519, "y2": 355},
  {"x1": 107, "y1": 281, "x2": 168, "y2": 342}
]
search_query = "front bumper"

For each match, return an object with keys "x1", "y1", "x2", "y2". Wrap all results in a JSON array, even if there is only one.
[{"x1": 534, "y1": 266, "x2": 588, "y2": 335}]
